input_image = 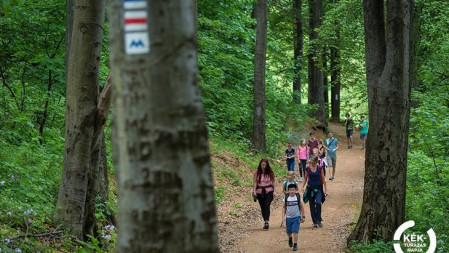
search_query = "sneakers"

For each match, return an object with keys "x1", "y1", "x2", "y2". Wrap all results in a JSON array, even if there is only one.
[
  {"x1": 263, "y1": 221, "x2": 269, "y2": 230},
  {"x1": 318, "y1": 222, "x2": 323, "y2": 228},
  {"x1": 292, "y1": 243, "x2": 298, "y2": 251},
  {"x1": 361, "y1": 145, "x2": 365, "y2": 150},
  {"x1": 313, "y1": 224, "x2": 318, "y2": 228},
  {"x1": 288, "y1": 237, "x2": 293, "y2": 247},
  {"x1": 329, "y1": 177, "x2": 334, "y2": 181}
]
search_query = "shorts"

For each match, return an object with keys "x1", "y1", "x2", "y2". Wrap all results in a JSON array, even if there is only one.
[
  {"x1": 360, "y1": 133, "x2": 367, "y2": 140},
  {"x1": 327, "y1": 156, "x2": 336, "y2": 168},
  {"x1": 286, "y1": 216, "x2": 300, "y2": 234},
  {"x1": 346, "y1": 129, "x2": 353, "y2": 137}
]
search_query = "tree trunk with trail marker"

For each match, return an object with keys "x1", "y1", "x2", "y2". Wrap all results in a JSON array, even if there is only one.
[
  {"x1": 253, "y1": 0, "x2": 268, "y2": 153},
  {"x1": 108, "y1": 0, "x2": 219, "y2": 252},
  {"x1": 323, "y1": 52, "x2": 329, "y2": 117},
  {"x1": 330, "y1": 38, "x2": 341, "y2": 123},
  {"x1": 348, "y1": 0, "x2": 413, "y2": 243},
  {"x1": 57, "y1": 0, "x2": 106, "y2": 239}
]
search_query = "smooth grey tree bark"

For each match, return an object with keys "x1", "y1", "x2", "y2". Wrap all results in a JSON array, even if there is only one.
[
  {"x1": 108, "y1": 0, "x2": 219, "y2": 252},
  {"x1": 348, "y1": 0, "x2": 413, "y2": 242},
  {"x1": 65, "y1": 0, "x2": 75, "y2": 82},
  {"x1": 253, "y1": 0, "x2": 268, "y2": 153},
  {"x1": 57, "y1": 0, "x2": 106, "y2": 239},
  {"x1": 308, "y1": 0, "x2": 327, "y2": 129},
  {"x1": 293, "y1": 0, "x2": 303, "y2": 104}
]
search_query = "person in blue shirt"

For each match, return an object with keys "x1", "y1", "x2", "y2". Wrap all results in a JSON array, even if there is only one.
[
  {"x1": 284, "y1": 143, "x2": 296, "y2": 172},
  {"x1": 301, "y1": 156, "x2": 327, "y2": 228},
  {"x1": 325, "y1": 131, "x2": 339, "y2": 181}
]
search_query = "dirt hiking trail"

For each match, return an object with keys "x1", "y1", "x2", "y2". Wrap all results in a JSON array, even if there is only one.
[{"x1": 236, "y1": 122, "x2": 365, "y2": 253}]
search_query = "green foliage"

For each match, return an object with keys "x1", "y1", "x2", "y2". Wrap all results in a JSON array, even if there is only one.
[
  {"x1": 0, "y1": 0, "x2": 446, "y2": 252},
  {"x1": 76, "y1": 226, "x2": 116, "y2": 253},
  {"x1": 405, "y1": 3, "x2": 449, "y2": 250},
  {"x1": 350, "y1": 1, "x2": 449, "y2": 251},
  {"x1": 198, "y1": 0, "x2": 255, "y2": 139},
  {"x1": 198, "y1": 0, "x2": 315, "y2": 154},
  {"x1": 348, "y1": 240, "x2": 395, "y2": 253},
  {"x1": 214, "y1": 186, "x2": 225, "y2": 204},
  {"x1": 0, "y1": 1, "x2": 114, "y2": 252}
]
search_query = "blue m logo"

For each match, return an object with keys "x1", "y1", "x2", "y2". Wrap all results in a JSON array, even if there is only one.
[{"x1": 130, "y1": 40, "x2": 145, "y2": 48}]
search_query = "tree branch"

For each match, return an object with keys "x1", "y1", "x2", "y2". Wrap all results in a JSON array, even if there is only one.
[
  {"x1": 4, "y1": 229, "x2": 62, "y2": 243},
  {"x1": 0, "y1": 66, "x2": 20, "y2": 109},
  {"x1": 91, "y1": 73, "x2": 112, "y2": 150}
]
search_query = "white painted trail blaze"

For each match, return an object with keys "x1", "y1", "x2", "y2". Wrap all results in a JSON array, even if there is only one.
[
  {"x1": 124, "y1": 0, "x2": 147, "y2": 9},
  {"x1": 124, "y1": 11, "x2": 148, "y2": 32}
]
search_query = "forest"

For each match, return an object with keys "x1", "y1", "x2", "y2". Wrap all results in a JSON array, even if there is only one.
[{"x1": 0, "y1": 0, "x2": 448, "y2": 252}]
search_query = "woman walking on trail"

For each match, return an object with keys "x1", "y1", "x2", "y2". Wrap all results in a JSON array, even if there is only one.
[
  {"x1": 296, "y1": 139, "x2": 309, "y2": 181},
  {"x1": 253, "y1": 158, "x2": 276, "y2": 230},
  {"x1": 301, "y1": 156, "x2": 327, "y2": 228}
]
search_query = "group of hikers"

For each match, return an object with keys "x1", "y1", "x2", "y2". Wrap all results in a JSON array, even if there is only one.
[{"x1": 252, "y1": 114, "x2": 369, "y2": 251}]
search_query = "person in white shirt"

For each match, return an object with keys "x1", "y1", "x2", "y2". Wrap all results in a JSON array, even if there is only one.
[{"x1": 282, "y1": 184, "x2": 305, "y2": 251}]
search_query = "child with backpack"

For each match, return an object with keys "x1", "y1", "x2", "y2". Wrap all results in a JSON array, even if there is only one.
[
  {"x1": 283, "y1": 171, "x2": 298, "y2": 194},
  {"x1": 282, "y1": 184, "x2": 305, "y2": 251}
]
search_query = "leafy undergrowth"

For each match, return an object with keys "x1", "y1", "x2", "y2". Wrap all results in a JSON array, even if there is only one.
[{"x1": 0, "y1": 139, "x2": 117, "y2": 252}]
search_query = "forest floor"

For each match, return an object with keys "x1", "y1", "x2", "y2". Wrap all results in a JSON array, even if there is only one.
[{"x1": 217, "y1": 122, "x2": 366, "y2": 252}]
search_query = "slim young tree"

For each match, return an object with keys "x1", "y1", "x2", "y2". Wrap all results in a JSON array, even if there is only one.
[
  {"x1": 348, "y1": 0, "x2": 413, "y2": 242},
  {"x1": 108, "y1": 0, "x2": 219, "y2": 252},
  {"x1": 308, "y1": 0, "x2": 327, "y2": 129},
  {"x1": 293, "y1": 0, "x2": 303, "y2": 104},
  {"x1": 330, "y1": 29, "x2": 341, "y2": 123},
  {"x1": 57, "y1": 0, "x2": 106, "y2": 239},
  {"x1": 253, "y1": 0, "x2": 268, "y2": 153}
]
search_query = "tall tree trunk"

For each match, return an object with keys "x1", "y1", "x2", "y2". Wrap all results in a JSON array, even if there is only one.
[
  {"x1": 57, "y1": 0, "x2": 106, "y2": 239},
  {"x1": 65, "y1": 0, "x2": 75, "y2": 82},
  {"x1": 330, "y1": 33, "x2": 341, "y2": 123},
  {"x1": 253, "y1": 0, "x2": 268, "y2": 153},
  {"x1": 84, "y1": 133, "x2": 102, "y2": 237},
  {"x1": 363, "y1": 0, "x2": 386, "y2": 109},
  {"x1": 348, "y1": 0, "x2": 413, "y2": 243},
  {"x1": 109, "y1": 0, "x2": 219, "y2": 252},
  {"x1": 293, "y1": 0, "x2": 303, "y2": 104},
  {"x1": 323, "y1": 52, "x2": 329, "y2": 117},
  {"x1": 308, "y1": 0, "x2": 327, "y2": 129}
]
